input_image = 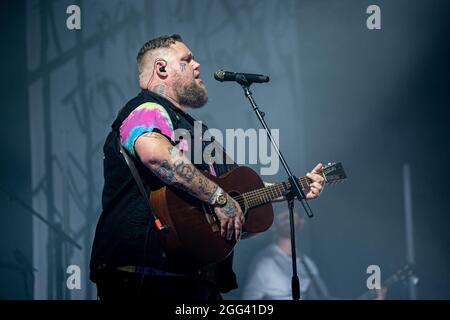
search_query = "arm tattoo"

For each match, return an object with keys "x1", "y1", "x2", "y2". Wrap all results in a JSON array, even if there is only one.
[
  {"x1": 200, "y1": 175, "x2": 217, "y2": 202},
  {"x1": 150, "y1": 144, "x2": 218, "y2": 202},
  {"x1": 168, "y1": 145, "x2": 181, "y2": 158},
  {"x1": 169, "y1": 146, "x2": 194, "y2": 183},
  {"x1": 222, "y1": 194, "x2": 238, "y2": 217},
  {"x1": 173, "y1": 160, "x2": 195, "y2": 182},
  {"x1": 154, "y1": 160, "x2": 174, "y2": 182}
]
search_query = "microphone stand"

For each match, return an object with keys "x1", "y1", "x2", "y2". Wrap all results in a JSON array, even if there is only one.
[{"x1": 239, "y1": 81, "x2": 314, "y2": 300}]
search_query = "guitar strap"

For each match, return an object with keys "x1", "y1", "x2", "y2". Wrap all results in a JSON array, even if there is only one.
[{"x1": 118, "y1": 137, "x2": 167, "y2": 232}]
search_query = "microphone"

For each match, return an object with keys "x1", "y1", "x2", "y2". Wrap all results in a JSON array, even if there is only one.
[{"x1": 214, "y1": 69, "x2": 270, "y2": 85}]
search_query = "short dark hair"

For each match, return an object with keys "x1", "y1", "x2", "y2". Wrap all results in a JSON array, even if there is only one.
[{"x1": 137, "y1": 34, "x2": 183, "y2": 66}]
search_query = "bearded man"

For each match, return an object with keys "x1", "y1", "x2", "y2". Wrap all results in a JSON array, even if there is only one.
[{"x1": 90, "y1": 34, "x2": 324, "y2": 300}]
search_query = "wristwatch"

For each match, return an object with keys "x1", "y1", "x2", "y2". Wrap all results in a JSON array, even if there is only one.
[
  {"x1": 210, "y1": 187, "x2": 228, "y2": 207},
  {"x1": 215, "y1": 191, "x2": 228, "y2": 207}
]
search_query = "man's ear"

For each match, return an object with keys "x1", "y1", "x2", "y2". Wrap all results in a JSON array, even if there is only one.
[{"x1": 155, "y1": 59, "x2": 168, "y2": 77}]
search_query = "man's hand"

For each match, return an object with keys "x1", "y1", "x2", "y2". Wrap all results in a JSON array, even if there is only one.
[
  {"x1": 305, "y1": 163, "x2": 325, "y2": 200},
  {"x1": 136, "y1": 132, "x2": 245, "y2": 241},
  {"x1": 214, "y1": 193, "x2": 245, "y2": 241}
]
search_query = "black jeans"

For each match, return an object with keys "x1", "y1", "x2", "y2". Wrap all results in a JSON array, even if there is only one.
[{"x1": 95, "y1": 269, "x2": 222, "y2": 301}]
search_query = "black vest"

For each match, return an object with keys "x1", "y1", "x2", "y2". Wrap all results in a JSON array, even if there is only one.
[{"x1": 90, "y1": 90, "x2": 237, "y2": 292}]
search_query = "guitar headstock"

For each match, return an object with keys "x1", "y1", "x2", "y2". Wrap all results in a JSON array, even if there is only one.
[{"x1": 321, "y1": 162, "x2": 347, "y2": 185}]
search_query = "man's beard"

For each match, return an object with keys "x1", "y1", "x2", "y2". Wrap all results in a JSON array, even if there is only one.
[{"x1": 174, "y1": 79, "x2": 208, "y2": 109}]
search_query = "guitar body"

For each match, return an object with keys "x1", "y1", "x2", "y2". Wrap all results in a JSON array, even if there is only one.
[
  {"x1": 148, "y1": 162, "x2": 347, "y2": 271},
  {"x1": 149, "y1": 166, "x2": 274, "y2": 270}
]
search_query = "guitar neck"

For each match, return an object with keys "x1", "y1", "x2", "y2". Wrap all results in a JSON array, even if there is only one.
[
  {"x1": 237, "y1": 175, "x2": 313, "y2": 209},
  {"x1": 233, "y1": 163, "x2": 346, "y2": 210}
]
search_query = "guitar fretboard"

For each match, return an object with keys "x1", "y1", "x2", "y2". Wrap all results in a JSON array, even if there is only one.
[{"x1": 233, "y1": 176, "x2": 312, "y2": 209}]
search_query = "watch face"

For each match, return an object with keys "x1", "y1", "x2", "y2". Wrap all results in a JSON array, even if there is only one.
[{"x1": 217, "y1": 194, "x2": 227, "y2": 206}]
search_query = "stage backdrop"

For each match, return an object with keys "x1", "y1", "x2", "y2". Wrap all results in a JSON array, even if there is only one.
[{"x1": 22, "y1": 0, "x2": 450, "y2": 299}]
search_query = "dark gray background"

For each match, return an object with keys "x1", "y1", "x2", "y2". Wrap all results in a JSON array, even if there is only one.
[{"x1": 1, "y1": 0, "x2": 449, "y2": 299}]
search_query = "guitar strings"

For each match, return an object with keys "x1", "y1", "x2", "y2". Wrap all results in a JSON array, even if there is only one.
[
  {"x1": 238, "y1": 177, "x2": 310, "y2": 205},
  {"x1": 233, "y1": 184, "x2": 283, "y2": 204},
  {"x1": 230, "y1": 175, "x2": 313, "y2": 209},
  {"x1": 234, "y1": 183, "x2": 291, "y2": 207},
  {"x1": 232, "y1": 176, "x2": 312, "y2": 209}
]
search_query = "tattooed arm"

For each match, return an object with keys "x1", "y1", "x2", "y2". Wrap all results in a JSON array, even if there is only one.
[
  {"x1": 135, "y1": 132, "x2": 245, "y2": 240},
  {"x1": 135, "y1": 132, "x2": 217, "y2": 202}
]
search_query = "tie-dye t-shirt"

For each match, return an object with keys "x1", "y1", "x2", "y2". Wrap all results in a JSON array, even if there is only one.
[{"x1": 119, "y1": 102, "x2": 174, "y2": 157}]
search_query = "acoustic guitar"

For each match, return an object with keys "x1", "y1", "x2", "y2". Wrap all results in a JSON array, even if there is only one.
[{"x1": 149, "y1": 162, "x2": 347, "y2": 270}]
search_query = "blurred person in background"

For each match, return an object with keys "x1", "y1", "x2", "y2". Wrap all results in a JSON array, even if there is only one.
[{"x1": 242, "y1": 207, "x2": 386, "y2": 300}]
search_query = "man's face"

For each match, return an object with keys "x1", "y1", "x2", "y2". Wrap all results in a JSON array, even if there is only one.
[
  {"x1": 274, "y1": 210, "x2": 305, "y2": 238},
  {"x1": 168, "y1": 41, "x2": 208, "y2": 108}
]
